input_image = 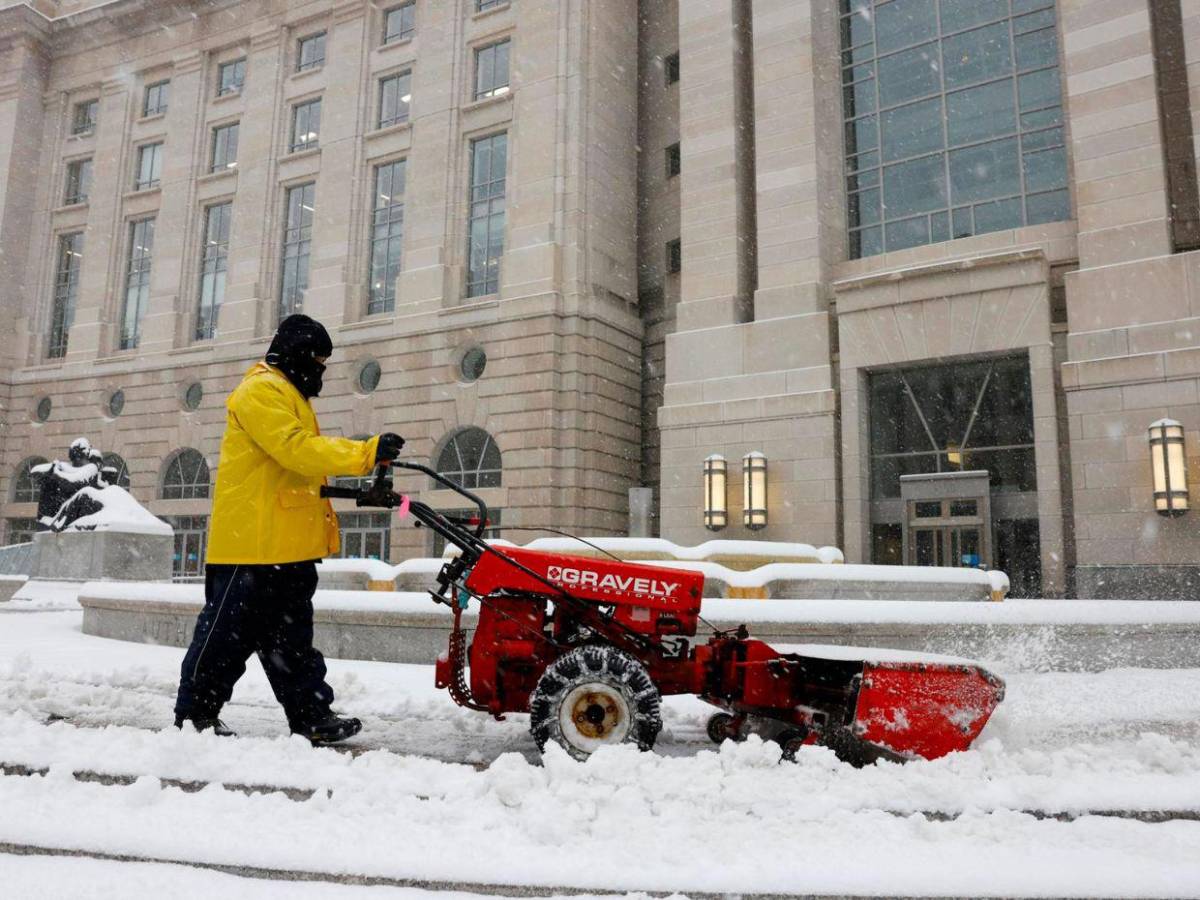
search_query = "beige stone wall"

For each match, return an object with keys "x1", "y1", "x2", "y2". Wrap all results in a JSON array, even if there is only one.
[{"x1": 0, "y1": 0, "x2": 643, "y2": 556}]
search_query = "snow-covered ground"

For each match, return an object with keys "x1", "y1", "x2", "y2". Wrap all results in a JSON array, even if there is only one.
[{"x1": 2, "y1": 604, "x2": 1199, "y2": 897}]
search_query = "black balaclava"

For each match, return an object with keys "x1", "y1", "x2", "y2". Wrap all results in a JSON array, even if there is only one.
[{"x1": 265, "y1": 314, "x2": 333, "y2": 398}]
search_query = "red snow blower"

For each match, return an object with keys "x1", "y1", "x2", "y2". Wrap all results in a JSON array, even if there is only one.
[{"x1": 323, "y1": 464, "x2": 1005, "y2": 764}]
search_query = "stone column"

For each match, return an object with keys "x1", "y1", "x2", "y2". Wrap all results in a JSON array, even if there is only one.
[
  {"x1": 219, "y1": 26, "x2": 284, "y2": 343},
  {"x1": 1061, "y1": 0, "x2": 1172, "y2": 268},
  {"x1": 140, "y1": 51, "x2": 204, "y2": 353}
]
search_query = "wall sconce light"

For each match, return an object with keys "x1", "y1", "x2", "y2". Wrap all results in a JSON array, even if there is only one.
[
  {"x1": 1149, "y1": 418, "x2": 1189, "y2": 517},
  {"x1": 743, "y1": 451, "x2": 767, "y2": 531},
  {"x1": 703, "y1": 454, "x2": 727, "y2": 531}
]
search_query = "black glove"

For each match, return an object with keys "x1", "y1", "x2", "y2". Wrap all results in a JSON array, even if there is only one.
[{"x1": 374, "y1": 432, "x2": 405, "y2": 464}]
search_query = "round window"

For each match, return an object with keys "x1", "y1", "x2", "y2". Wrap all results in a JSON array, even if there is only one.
[
  {"x1": 358, "y1": 360, "x2": 382, "y2": 394},
  {"x1": 460, "y1": 347, "x2": 487, "y2": 383},
  {"x1": 183, "y1": 382, "x2": 203, "y2": 411},
  {"x1": 34, "y1": 397, "x2": 52, "y2": 423},
  {"x1": 107, "y1": 389, "x2": 125, "y2": 418}
]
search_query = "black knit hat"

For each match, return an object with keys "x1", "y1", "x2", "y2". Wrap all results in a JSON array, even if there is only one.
[{"x1": 267, "y1": 314, "x2": 333, "y2": 361}]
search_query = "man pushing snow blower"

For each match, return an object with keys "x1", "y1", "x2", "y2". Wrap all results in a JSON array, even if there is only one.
[{"x1": 173, "y1": 314, "x2": 404, "y2": 744}]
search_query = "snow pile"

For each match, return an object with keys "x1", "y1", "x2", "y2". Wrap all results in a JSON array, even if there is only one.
[
  {"x1": 472, "y1": 536, "x2": 845, "y2": 565},
  {"x1": 317, "y1": 557, "x2": 398, "y2": 583},
  {"x1": 54, "y1": 484, "x2": 173, "y2": 536}
]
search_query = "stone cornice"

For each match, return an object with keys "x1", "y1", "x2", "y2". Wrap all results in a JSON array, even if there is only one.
[
  {"x1": 332, "y1": 0, "x2": 367, "y2": 26},
  {"x1": 831, "y1": 248, "x2": 1047, "y2": 295},
  {"x1": 171, "y1": 50, "x2": 205, "y2": 77}
]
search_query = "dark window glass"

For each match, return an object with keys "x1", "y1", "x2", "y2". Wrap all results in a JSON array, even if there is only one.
[
  {"x1": 477, "y1": 0, "x2": 506, "y2": 10},
  {"x1": 435, "y1": 427, "x2": 502, "y2": 489},
  {"x1": 143, "y1": 80, "x2": 170, "y2": 117},
  {"x1": 48, "y1": 232, "x2": 83, "y2": 358},
  {"x1": 871, "y1": 523, "x2": 903, "y2": 565},
  {"x1": 460, "y1": 347, "x2": 487, "y2": 382},
  {"x1": 165, "y1": 514, "x2": 208, "y2": 579},
  {"x1": 64, "y1": 158, "x2": 92, "y2": 205},
  {"x1": 7, "y1": 517, "x2": 39, "y2": 545},
  {"x1": 101, "y1": 452, "x2": 130, "y2": 489},
  {"x1": 280, "y1": 183, "x2": 315, "y2": 318},
  {"x1": 196, "y1": 202, "x2": 232, "y2": 340},
  {"x1": 665, "y1": 142, "x2": 681, "y2": 177},
  {"x1": 842, "y1": 1, "x2": 1069, "y2": 258},
  {"x1": 475, "y1": 39, "x2": 511, "y2": 99},
  {"x1": 211, "y1": 122, "x2": 239, "y2": 171},
  {"x1": 384, "y1": 2, "x2": 416, "y2": 43},
  {"x1": 161, "y1": 450, "x2": 209, "y2": 500},
  {"x1": 868, "y1": 356, "x2": 1036, "y2": 499},
  {"x1": 369, "y1": 160, "x2": 406, "y2": 314},
  {"x1": 71, "y1": 99, "x2": 98, "y2": 135},
  {"x1": 12, "y1": 458, "x2": 48, "y2": 504},
  {"x1": 134, "y1": 142, "x2": 163, "y2": 190},
  {"x1": 217, "y1": 59, "x2": 245, "y2": 96},
  {"x1": 950, "y1": 499, "x2": 978, "y2": 517},
  {"x1": 119, "y1": 218, "x2": 155, "y2": 350},
  {"x1": 664, "y1": 52, "x2": 680, "y2": 85},
  {"x1": 914, "y1": 501, "x2": 942, "y2": 518},
  {"x1": 666, "y1": 238, "x2": 682, "y2": 274},
  {"x1": 467, "y1": 133, "x2": 506, "y2": 297},
  {"x1": 358, "y1": 360, "x2": 382, "y2": 393},
  {"x1": 106, "y1": 391, "x2": 125, "y2": 419},
  {"x1": 337, "y1": 512, "x2": 392, "y2": 561},
  {"x1": 379, "y1": 71, "x2": 412, "y2": 128},
  {"x1": 290, "y1": 98, "x2": 321, "y2": 152},
  {"x1": 184, "y1": 382, "x2": 204, "y2": 410},
  {"x1": 297, "y1": 33, "x2": 326, "y2": 71}
]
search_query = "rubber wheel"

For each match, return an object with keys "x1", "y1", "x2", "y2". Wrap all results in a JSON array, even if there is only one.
[
  {"x1": 706, "y1": 712, "x2": 735, "y2": 744},
  {"x1": 529, "y1": 646, "x2": 662, "y2": 761}
]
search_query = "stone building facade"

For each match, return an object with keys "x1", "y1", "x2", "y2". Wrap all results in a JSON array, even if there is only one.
[{"x1": 1, "y1": 0, "x2": 1198, "y2": 598}]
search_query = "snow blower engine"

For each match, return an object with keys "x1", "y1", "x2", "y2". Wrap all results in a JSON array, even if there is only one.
[{"x1": 323, "y1": 463, "x2": 1005, "y2": 764}]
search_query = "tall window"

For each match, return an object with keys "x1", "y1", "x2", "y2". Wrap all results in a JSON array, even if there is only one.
[
  {"x1": 210, "y1": 122, "x2": 239, "y2": 171},
  {"x1": 297, "y1": 32, "x2": 326, "y2": 71},
  {"x1": 841, "y1": 0, "x2": 1070, "y2": 258},
  {"x1": 379, "y1": 71, "x2": 412, "y2": 128},
  {"x1": 135, "y1": 142, "x2": 163, "y2": 190},
  {"x1": 337, "y1": 512, "x2": 392, "y2": 560},
  {"x1": 435, "y1": 427, "x2": 502, "y2": 489},
  {"x1": 71, "y1": 99, "x2": 98, "y2": 135},
  {"x1": 165, "y1": 514, "x2": 208, "y2": 579},
  {"x1": 143, "y1": 80, "x2": 170, "y2": 117},
  {"x1": 119, "y1": 218, "x2": 155, "y2": 350},
  {"x1": 11, "y1": 458, "x2": 48, "y2": 503},
  {"x1": 868, "y1": 355, "x2": 1036, "y2": 499},
  {"x1": 474, "y1": 39, "x2": 510, "y2": 99},
  {"x1": 666, "y1": 238, "x2": 681, "y2": 273},
  {"x1": 64, "y1": 158, "x2": 91, "y2": 205},
  {"x1": 280, "y1": 183, "x2": 315, "y2": 318},
  {"x1": 368, "y1": 159, "x2": 406, "y2": 314},
  {"x1": 665, "y1": 142, "x2": 681, "y2": 178},
  {"x1": 101, "y1": 453, "x2": 131, "y2": 489},
  {"x1": 217, "y1": 58, "x2": 245, "y2": 96},
  {"x1": 161, "y1": 449, "x2": 210, "y2": 500},
  {"x1": 384, "y1": 2, "x2": 416, "y2": 43},
  {"x1": 48, "y1": 232, "x2": 83, "y2": 359},
  {"x1": 196, "y1": 202, "x2": 232, "y2": 340},
  {"x1": 290, "y1": 98, "x2": 322, "y2": 152},
  {"x1": 467, "y1": 132, "x2": 506, "y2": 297}
]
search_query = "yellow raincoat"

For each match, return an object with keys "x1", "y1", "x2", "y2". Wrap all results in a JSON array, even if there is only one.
[{"x1": 206, "y1": 362, "x2": 380, "y2": 564}]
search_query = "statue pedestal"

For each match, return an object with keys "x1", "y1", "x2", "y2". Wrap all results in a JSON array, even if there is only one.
[{"x1": 31, "y1": 530, "x2": 174, "y2": 582}]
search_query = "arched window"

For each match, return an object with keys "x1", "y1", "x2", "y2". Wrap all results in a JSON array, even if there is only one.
[
  {"x1": 161, "y1": 449, "x2": 210, "y2": 500},
  {"x1": 435, "y1": 427, "x2": 501, "y2": 489},
  {"x1": 101, "y1": 452, "x2": 131, "y2": 490},
  {"x1": 11, "y1": 457, "x2": 48, "y2": 503}
]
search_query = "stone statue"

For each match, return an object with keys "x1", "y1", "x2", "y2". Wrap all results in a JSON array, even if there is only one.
[{"x1": 32, "y1": 437, "x2": 115, "y2": 533}]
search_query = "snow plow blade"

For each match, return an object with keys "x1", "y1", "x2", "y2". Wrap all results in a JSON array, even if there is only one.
[{"x1": 840, "y1": 661, "x2": 1005, "y2": 762}]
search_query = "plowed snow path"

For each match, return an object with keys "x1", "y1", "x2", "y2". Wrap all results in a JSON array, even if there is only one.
[{"x1": 3, "y1": 609, "x2": 1200, "y2": 897}]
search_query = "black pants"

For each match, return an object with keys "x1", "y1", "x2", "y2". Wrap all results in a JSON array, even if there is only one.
[{"x1": 174, "y1": 562, "x2": 334, "y2": 728}]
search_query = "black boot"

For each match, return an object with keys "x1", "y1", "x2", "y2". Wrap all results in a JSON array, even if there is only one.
[
  {"x1": 291, "y1": 713, "x2": 362, "y2": 745},
  {"x1": 175, "y1": 715, "x2": 237, "y2": 737}
]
